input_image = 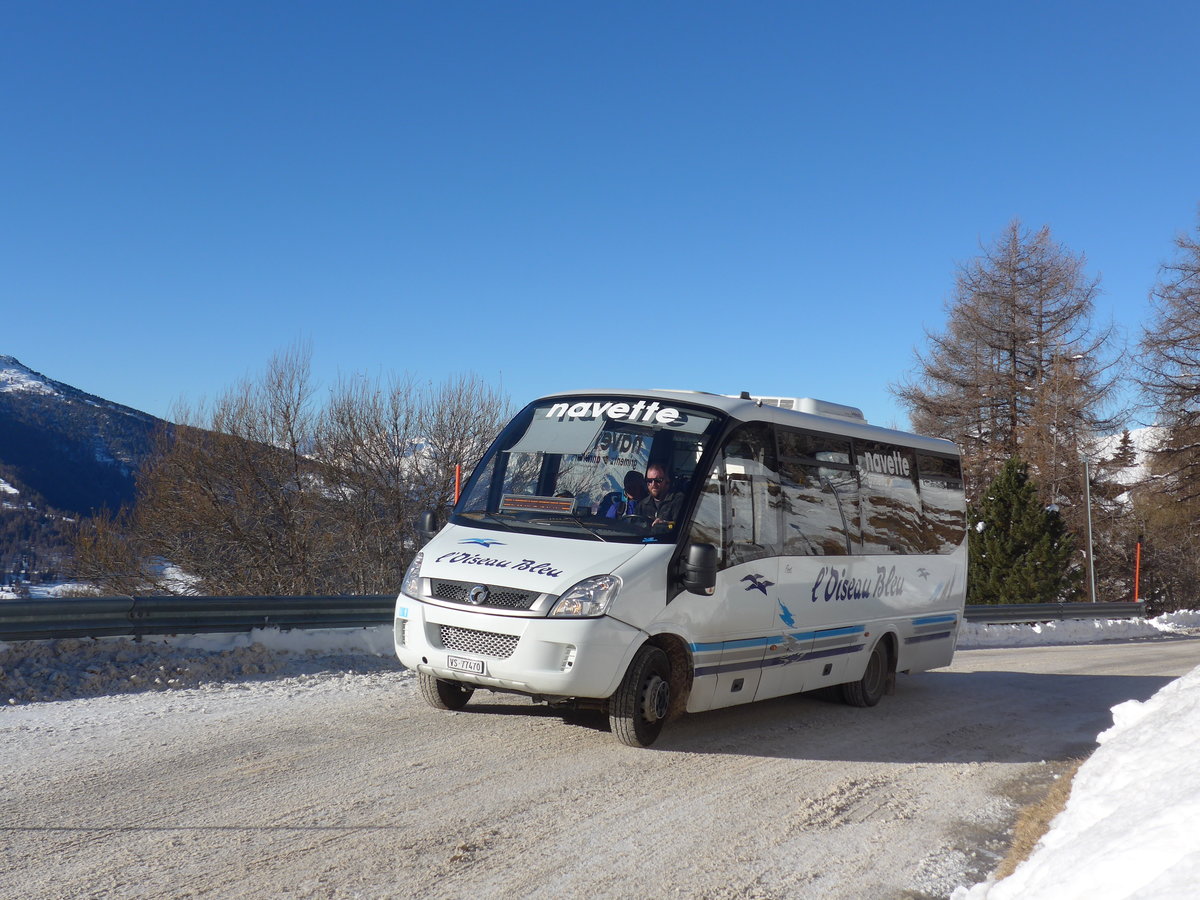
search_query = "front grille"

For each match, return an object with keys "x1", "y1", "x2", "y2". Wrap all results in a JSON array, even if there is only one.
[
  {"x1": 431, "y1": 579, "x2": 538, "y2": 611},
  {"x1": 438, "y1": 625, "x2": 519, "y2": 659}
]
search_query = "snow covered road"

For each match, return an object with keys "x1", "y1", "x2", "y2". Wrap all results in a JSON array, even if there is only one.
[{"x1": 4, "y1": 637, "x2": 1200, "y2": 899}]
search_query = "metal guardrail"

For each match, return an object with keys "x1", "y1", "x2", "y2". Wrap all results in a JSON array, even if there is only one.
[
  {"x1": 963, "y1": 601, "x2": 1146, "y2": 625},
  {"x1": 0, "y1": 595, "x2": 395, "y2": 642},
  {"x1": 0, "y1": 596, "x2": 1146, "y2": 642}
]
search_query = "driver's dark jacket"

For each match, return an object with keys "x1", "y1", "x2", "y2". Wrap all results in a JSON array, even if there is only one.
[{"x1": 636, "y1": 491, "x2": 684, "y2": 530}]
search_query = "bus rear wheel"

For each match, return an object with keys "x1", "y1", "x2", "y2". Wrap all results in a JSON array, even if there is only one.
[
  {"x1": 841, "y1": 641, "x2": 888, "y2": 708},
  {"x1": 609, "y1": 645, "x2": 671, "y2": 748},
  {"x1": 419, "y1": 672, "x2": 475, "y2": 711}
]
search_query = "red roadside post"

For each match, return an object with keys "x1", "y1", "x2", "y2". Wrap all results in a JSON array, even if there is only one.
[{"x1": 1133, "y1": 538, "x2": 1142, "y2": 602}]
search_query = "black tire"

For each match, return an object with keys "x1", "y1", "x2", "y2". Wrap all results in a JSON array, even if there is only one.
[
  {"x1": 608, "y1": 645, "x2": 671, "y2": 747},
  {"x1": 418, "y1": 672, "x2": 475, "y2": 711},
  {"x1": 841, "y1": 640, "x2": 888, "y2": 708}
]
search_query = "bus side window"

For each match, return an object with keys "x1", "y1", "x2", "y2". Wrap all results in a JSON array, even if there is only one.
[
  {"x1": 857, "y1": 441, "x2": 922, "y2": 554},
  {"x1": 917, "y1": 453, "x2": 967, "y2": 553},
  {"x1": 778, "y1": 429, "x2": 857, "y2": 556},
  {"x1": 722, "y1": 423, "x2": 782, "y2": 567}
]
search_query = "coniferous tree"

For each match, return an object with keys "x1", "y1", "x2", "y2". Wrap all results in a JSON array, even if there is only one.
[
  {"x1": 1088, "y1": 430, "x2": 1142, "y2": 602},
  {"x1": 968, "y1": 458, "x2": 1081, "y2": 604}
]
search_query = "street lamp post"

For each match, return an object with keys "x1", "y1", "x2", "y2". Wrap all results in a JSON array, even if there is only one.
[{"x1": 1083, "y1": 456, "x2": 1097, "y2": 603}]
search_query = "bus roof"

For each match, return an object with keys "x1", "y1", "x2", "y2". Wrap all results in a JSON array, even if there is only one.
[{"x1": 534, "y1": 388, "x2": 961, "y2": 457}]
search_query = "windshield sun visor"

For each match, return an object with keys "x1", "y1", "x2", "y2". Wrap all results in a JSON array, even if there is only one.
[{"x1": 506, "y1": 412, "x2": 606, "y2": 456}]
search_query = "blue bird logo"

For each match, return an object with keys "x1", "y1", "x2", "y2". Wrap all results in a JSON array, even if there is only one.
[
  {"x1": 777, "y1": 600, "x2": 795, "y2": 627},
  {"x1": 741, "y1": 573, "x2": 774, "y2": 594},
  {"x1": 459, "y1": 538, "x2": 504, "y2": 548}
]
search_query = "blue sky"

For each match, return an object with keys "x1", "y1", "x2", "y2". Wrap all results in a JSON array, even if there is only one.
[{"x1": 3, "y1": 1, "x2": 1198, "y2": 430}]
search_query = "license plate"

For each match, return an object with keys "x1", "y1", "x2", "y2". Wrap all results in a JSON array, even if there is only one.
[{"x1": 447, "y1": 655, "x2": 486, "y2": 675}]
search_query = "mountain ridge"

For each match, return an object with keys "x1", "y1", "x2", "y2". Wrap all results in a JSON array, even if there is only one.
[{"x1": 0, "y1": 355, "x2": 169, "y2": 584}]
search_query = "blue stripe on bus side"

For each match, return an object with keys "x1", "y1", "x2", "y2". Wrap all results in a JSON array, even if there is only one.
[
  {"x1": 690, "y1": 615, "x2": 956, "y2": 677},
  {"x1": 912, "y1": 614, "x2": 958, "y2": 627},
  {"x1": 695, "y1": 642, "x2": 867, "y2": 678},
  {"x1": 775, "y1": 643, "x2": 865, "y2": 664},
  {"x1": 904, "y1": 630, "x2": 953, "y2": 645},
  {"x1": 691, "y1": 635, "x2": 775, "y2": 653},
  {"x1": 693, "y1": 624, "x2": 864, "y2": 655}
]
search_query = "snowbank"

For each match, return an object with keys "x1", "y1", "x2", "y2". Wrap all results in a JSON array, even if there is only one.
[
  {"x1": 953, "y1": 658, "x2": 1200, "y2": 899},
  {"x1": 1, "y1": 625, "x2": 398, "y2": 705},
  {"x1": 957, "y1": 610, "x2": 1200, "y2": 649}
]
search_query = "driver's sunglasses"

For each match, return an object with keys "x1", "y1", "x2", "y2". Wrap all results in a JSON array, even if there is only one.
[{"x1": 645, "y1": 476, "x2": 668, "y2": 484}]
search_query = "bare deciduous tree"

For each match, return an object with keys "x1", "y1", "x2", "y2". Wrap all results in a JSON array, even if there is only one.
[
  {"x1": 1138, "y1": 215, "x2": 1200, "y2": 498},
  {"x1": 1133, "y1": 213, "x2": 1200, "y2": 608},
  {"x1": 411, "y1": 374, "x2": 512, "y2": 512},
  {"x1": 74, "y1": 345, "x2": 511, "y2": 597}
]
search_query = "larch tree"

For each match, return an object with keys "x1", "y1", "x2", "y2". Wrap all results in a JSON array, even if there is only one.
[
  {"x1": 1135, "y1": 213, "x2": 1200, "y2": 609},
  {"x1": 894, "y1": 220, "x2": 1126, "y2": 591}
]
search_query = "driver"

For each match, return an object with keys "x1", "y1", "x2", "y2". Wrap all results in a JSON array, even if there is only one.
[{"x1": 636, "y1": 463, "x2": 684, "y2": 532}]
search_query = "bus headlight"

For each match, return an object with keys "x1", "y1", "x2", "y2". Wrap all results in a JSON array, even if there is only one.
[
  {"x1": 549, "y1": 575, "x2": 622, "y2": 618},
  {"x1": 401, "y1": 551, "x2": 424, "y2": 598}
]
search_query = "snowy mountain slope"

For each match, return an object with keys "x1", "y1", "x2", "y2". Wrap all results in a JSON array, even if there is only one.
[{"x1": 0, "y1": 355, "x2": 170, "y2": 578}]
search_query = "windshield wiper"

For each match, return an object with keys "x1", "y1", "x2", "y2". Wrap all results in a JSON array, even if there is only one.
[
  {"x1": 566, "y1": 514, "x2": 608, "y2": 542},
  {"x1": 465, "y1": 509, "x2": 609, "y2": 542},
  {"x1": 461, "y1": 511, "x2": 518, "y2": 532},
  {"x1": 522, "y1": 514, "x2": 609, "y2": 542}
]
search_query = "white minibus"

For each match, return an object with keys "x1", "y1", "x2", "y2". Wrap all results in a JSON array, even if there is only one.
[{"x1": 395, "y1": 389, "x2": 967, "y2": 746}]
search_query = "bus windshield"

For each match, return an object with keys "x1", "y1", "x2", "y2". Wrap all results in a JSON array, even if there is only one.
[{"x1": 453, "y1": 396, "x2": 724, "y2": 543}]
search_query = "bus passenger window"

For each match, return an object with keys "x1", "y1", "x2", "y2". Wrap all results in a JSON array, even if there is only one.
[
  {"x1": 779, "y1": 460, "x2": 855, "y2": 555},
  {"x1": 856, "y1": 441, "x2": 922, "y2": 554},
  {"x1": 778, "y1": 429, "x2": 857, "y2": 556},
  {"x1": 917, "y1": 453, "x2": 967, "y2": 553}
]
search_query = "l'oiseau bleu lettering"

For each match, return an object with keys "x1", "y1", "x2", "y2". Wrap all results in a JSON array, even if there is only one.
[
  {"x1": 812, "y1": 565, "x2": 905, "y2": 602},
  {"x1": 546, "y1": 400, "x2": 681, "y2": 425},
  {"x1": 435, "y1": 552, "x2": 563, "y2": 578}
]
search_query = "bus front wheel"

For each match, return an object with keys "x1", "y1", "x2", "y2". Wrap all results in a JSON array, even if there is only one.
[
  {"x1": 841, "y1": 641, "x2": 888, "y2": 708},
  {"x1": 609, "y1": 645, "x2": 671, "y2": 748},
  {"x1": 419, "y1": 673, "x2": 475, "y2": 711}
]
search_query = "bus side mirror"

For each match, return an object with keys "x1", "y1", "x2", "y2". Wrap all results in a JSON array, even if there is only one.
[
  {"x1": 680, "y1": 542, "x2": 718, "y2": 594},
  {"x1": 416, "y1": 510, "x2": 440, "y2": 542}
]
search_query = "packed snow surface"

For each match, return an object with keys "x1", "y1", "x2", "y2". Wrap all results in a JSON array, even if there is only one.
[{"x1": 4, "y1": 611, "x2": 1200, "y2": 898}]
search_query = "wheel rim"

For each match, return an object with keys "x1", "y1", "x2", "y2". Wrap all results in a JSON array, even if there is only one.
[{"x1": 641, "y1": 673, "x2": 670, "y2": 722}]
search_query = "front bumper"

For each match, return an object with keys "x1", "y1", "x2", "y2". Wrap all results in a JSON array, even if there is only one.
[{"x1": 394, "y1": 594, "x2": 641, "y2": 700}]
